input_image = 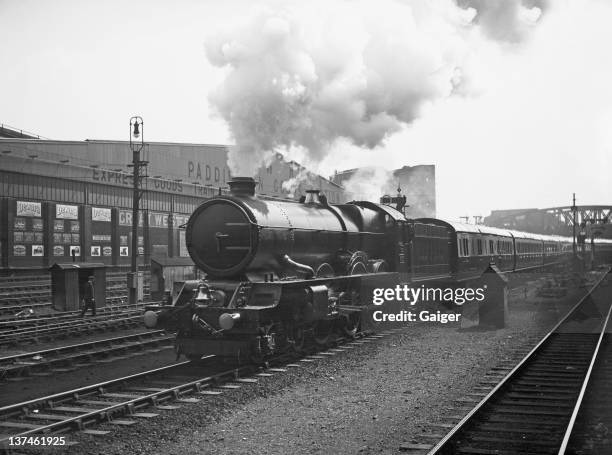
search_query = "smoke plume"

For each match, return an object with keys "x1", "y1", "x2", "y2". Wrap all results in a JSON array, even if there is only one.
[
  {"x1": 341, "y1": 167, "x2": 396, "y2": 202},
  {"x1": 456, "y1": 0, "x2": 548, "y2": 43},
  {"x1": 205, "y1": 1, "x2": 474, "y2": 176},
  {"x1": 205, "y1": 0, "x2": 551, "y2": 180}
]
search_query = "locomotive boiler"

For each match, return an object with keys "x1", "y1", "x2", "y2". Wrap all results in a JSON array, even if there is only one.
[
  {"x1": 144, "y1": 177, "x2": 410, "y2": 362},
  {"x1": 186, "y1": 177, "x2": 401, "y2": 279}
]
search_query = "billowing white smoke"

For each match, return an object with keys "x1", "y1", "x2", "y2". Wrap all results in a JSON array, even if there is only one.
[
  {"x1": 342, "y1": 167, "x2": 396, "y2": 202},
  {"x1": 205, "y1": 1, "x2": 476, "y2": 177},
  {"x1": 456, "y1": 0, "x2": 548, "y2": 43},
  {"x1": 281, "y1": 165, "x2": 309, "y2": 198}
]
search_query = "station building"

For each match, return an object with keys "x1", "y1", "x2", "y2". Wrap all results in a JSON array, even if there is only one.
[{"x1": 0, "y1": 130, "x2": 345, "y2": 272}]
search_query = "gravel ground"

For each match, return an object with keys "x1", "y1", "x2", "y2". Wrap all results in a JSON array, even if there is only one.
[{"x1": 47, "y1": 275, "x2": 593, "y2": 455}]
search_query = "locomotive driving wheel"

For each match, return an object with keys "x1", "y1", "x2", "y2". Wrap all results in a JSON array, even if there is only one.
[
  {"x1": 347, "y1": 251, "x2": 369, "y2": 275},
  {"x1": 342, "y1": 312, "x2": 362, "y2": 338},
  {"x1": 313, "y1": 320, "x2": 334, "y2": 346},
  {"x1": 249, "y1": 350, "x2": 265, "y2": 365},
  {"x1": 315, "y1": 263, "x2": 335, "y2": 278},
  {"x1": 289, "y1": 326, "x2": 306, "y2": 353},
  {"x1": 349, "y1": 261, "x2": 367, "y2": 275}
]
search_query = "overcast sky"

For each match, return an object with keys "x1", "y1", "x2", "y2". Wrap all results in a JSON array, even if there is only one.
[{"x1": 1, "y1": 0, "x2": 610, "y2": 221}]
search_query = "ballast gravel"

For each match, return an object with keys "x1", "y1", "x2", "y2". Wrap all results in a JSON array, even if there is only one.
[{"x1": 57, "y1": 277, "x2": 589, "y2": 455}]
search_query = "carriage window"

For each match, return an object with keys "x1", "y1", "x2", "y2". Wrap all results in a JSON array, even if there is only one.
[{"x1": 489, "y1": 240, "x2": 494, "y2": 254}]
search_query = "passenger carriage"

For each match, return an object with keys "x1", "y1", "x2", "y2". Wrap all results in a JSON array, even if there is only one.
[{"x1": 510, "y1": 231, "x2": 544, "y2": 271}]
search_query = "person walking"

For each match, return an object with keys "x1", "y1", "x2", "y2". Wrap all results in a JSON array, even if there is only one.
[{"x1": 80, "y1": 276, "x2": 96, "y2": 316}]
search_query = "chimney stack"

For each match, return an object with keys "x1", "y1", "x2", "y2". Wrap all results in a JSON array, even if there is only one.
[{"x1": 228, "y1": 177, "x2": 256, "y2": 197}]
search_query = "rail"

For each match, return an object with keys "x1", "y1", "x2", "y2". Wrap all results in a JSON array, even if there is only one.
[
  {"x1": 427, "y1": 266, "x2": 611, "y2": 455},
  {"x1": 0, "y1": 329, "x2": 397, "y2": 445}
]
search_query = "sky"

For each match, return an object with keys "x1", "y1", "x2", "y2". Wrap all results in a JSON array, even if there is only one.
[{"x1": 0, "y1": 0, "x2": 610, "y2": 221}]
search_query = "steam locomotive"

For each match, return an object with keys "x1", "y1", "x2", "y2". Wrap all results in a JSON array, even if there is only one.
[{"x1": 144, "y1": 177, "x2": 612, "y2": 362}]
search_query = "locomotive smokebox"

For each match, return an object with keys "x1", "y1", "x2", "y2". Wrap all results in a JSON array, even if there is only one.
[{"x1": 228, "y1": 177, "x2": 256, "y2": 197}]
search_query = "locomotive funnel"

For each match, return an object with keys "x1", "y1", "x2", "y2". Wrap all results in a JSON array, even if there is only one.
[{"x1": 228, "y1": 177, "x2": 256, "y2": 197}]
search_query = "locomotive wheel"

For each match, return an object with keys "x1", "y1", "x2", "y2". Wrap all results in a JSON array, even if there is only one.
[
  {"x1": 289, "y1": 326, "x2": 306, "y2": 353},
  {"x1": 371, "y1": 260, "x2": 388, "y2": 273},
  {"x1": 342, "y1": 312, "x2": 362, "y2": 338},
  {"x1": 349, "y1": 261, "x2": 367, "y2": 275},
  {"x1": 346, "y1": 251, "x2": 369, "y2": 275},
  {"x1": 315, "y1": 263, "x2": 335, "y2": 278},
  {"x1": 249, "y1": 351, "x2": 265, "y2": 365},
  {"x1": 313, "y1": 320, "x2": 334, "y2": 346}
]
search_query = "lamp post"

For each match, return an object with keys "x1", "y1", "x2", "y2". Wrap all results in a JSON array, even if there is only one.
[
  {"x1": 128, "y1": 116, "x2": 144, "y2": 306},
  {"x1": 572, "y1": 193, "x2": 577, "y2": 260}
]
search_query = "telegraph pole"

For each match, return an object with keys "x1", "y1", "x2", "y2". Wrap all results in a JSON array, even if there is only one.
[
  {"x1": 128, "y1": 116, "x2": 144, "y2": 305},
  {"x1": 572, "y1": 193, "x2": 577, "y2": 259}
]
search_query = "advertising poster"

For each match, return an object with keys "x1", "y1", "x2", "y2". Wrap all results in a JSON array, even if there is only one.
[
  {"x1": 16, "y1": 201, "x2": 41, "y2": 217},
  {"x1": 56, "y1": 204, "x2": 78, "y2": 219},
  {"x1": 13, "y1": 217, "x2": 26, "y2": 230},
  {"x1": 92, "y1": 207, "x2": 112, "y2": 222}
]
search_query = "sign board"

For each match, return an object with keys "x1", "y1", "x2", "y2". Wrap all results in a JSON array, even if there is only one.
[
  {"x1": 92, "y1": 207, "x2": 112, "y2": 222},
  {"x1": 17, "y1": 201, "x2": 41, "y2": 217},
  {"x1": 56, "y1": 204, "x2": 78, "y2": 219}
]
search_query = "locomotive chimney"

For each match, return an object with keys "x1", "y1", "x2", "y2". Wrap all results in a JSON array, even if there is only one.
[{"x1": 228, "y1": 177, "x2": 256, "y2": 197}]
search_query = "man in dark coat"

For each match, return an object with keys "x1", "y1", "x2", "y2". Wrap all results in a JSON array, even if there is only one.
[{"x1": 80, "y1": 276, "x2": 96, "y2": 316}]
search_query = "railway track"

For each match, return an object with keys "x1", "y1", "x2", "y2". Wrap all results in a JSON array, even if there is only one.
[
  {"x1": 0, "y1": 329, "x2": 397, "y2": 448},
  {"x1": 0, "y1": 292, "x2": 151, "y2": 317},
  {"x1": 0, "y1": 312, "x2": 147, "y2": 346},
  {"x1": 563, "y1": 335, "x2": 612, "y2": 453},
  {"x1": 0, "y1": 302, "x2": 53, "y2": 317},
  {"x1": 0, "y1": 331, "x2": 173, "y2": 380},
  {"x1": 419, "y1": 267, "x2": 612, "y2": 455},
  {"x1": 0, "y1": 302, "x2": 147, "y2": 330}
]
